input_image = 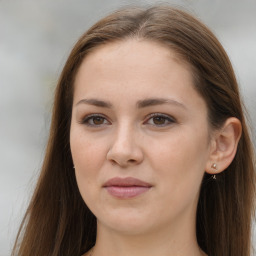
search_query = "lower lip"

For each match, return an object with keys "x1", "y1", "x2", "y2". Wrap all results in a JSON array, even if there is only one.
[{"x1": 104, "y1": 186, "x2": 151, "y2": 198}]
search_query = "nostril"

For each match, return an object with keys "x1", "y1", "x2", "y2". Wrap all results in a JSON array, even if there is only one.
[
  {"x1": 110, "y1": 160, "x2": 116, "y2": 166},
  {"x1": 109, "y1": 158, "x2": 137, "y2": 166}
]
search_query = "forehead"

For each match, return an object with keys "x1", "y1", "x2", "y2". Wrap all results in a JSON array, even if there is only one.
[
  {"x1": 73, "y1": 39, "x2": 205, "y2": 111},
  {"x1": 75, "y1": 40, "x2": 191, "y2": 86},
  {"x1": 78, "y1": 39, "x2": 189, "y2": 74}
]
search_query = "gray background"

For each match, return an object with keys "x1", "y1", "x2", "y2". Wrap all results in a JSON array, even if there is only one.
[{"x1": 0, "y1": 0, "x2": 255, "y2": 255}]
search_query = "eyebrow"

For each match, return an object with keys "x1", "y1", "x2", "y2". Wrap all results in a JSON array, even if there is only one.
[
  {"x1": 136, "y1": 98, "x2": 186, "y2": 109},
  {"x1": 75, "y1": 97, "x2": 186, "y2": 109},
  {"x1": 76, "y1": 98, "x2": 113, "y2": 108}
]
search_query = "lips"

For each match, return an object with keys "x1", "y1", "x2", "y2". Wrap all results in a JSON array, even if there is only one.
[
  {"x1": 103, "y1": 177, "x2": 152, "y2": 199},
  {"x1": 103, "y1": 177, "x2": 152, "y2": 187}
]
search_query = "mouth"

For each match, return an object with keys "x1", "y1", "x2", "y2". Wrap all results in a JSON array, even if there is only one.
[{"x1": 103, "y1": 177, "x2": 152, "y2": 199}]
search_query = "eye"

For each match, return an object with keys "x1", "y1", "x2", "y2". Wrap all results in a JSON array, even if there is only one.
[
  {"x1": 80, "y1": 114, "x2": 110, "y2": 127},
  {"x1": 145, "y1": 113, "x2": 176, "y2": 127}
]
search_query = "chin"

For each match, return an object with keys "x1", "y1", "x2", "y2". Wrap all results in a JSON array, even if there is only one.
[{"x1": 96, "y1": 209, "x2": 159, "y2": 235}]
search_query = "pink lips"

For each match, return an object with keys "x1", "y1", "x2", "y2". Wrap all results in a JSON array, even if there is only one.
[{"x1": 103, "y1": 177, "x2": 152, "y2": 199}]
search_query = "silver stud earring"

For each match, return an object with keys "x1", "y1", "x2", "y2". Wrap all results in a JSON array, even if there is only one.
[{"x1": 211, "y1": 163, "x2": 217, "y2": 179}]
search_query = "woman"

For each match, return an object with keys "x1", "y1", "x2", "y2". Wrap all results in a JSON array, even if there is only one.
[{"x1": 12, "y1": 5, "x2": 255, "y2": 256}]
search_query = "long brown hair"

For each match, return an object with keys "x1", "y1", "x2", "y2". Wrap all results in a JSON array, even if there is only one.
[{"x1": 12, "y1": 5, "x2": 255, "y2": 256}]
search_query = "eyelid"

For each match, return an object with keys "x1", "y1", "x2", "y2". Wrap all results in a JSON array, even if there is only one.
[
  {"x1": 78, "y1": 112, "x2": 176, "y2": 127},
  {"x1": 144, "y1": 113, "x2": 176, "y2": 126},
  {"x1": 79, "y1": 113, "x2": 111, "y2": 126}
]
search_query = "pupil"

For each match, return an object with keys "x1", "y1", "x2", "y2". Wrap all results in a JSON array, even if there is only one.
[
  {"x1": 93, "y1": 117, "x2": 103, "y2": 125},
  {"x1": 153, "y1": 116, "x2": 165, "y2": 125}
]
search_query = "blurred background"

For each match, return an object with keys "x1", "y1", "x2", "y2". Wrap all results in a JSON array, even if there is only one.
[{"x1": 0, "y1": 0, "x2": 255, "y2": 255}]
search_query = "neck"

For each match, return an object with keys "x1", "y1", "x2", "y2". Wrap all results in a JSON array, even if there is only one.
[{"x1": 91, "y1": 215, "x2": 205, "y2": 256}]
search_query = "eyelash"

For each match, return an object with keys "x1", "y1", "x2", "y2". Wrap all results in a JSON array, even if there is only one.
[
  {"x1": 79, "y1": 113, "x2": 176, "y2": 127},
  {"x1": 79, "y1": 114, "x2": 110, "y2": 127},
  {"x1": 144, "y1": 113, "x2": 176, "y2": 127}
]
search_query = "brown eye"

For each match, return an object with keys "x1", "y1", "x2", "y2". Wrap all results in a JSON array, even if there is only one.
[
  {"x1": 81, "y1": 114, "x2": 110, "y2": 126},
  {"x1": 92, "y1": 116, "x2": 105, "y2": 125},
  {"x1": 152, "y1": 116, "x2": 167, "y2": 125},
  {"x1": 145, "y1": 113, "x2": 176, "y2": 127}
]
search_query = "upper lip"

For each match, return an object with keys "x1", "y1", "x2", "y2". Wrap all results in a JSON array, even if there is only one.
[{"x1": 103, "y1": 177, "x2": 152, "y2": 187}]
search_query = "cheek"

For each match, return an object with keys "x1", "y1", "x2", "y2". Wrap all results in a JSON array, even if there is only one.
[
  {"x1": 70, "y1": 129, "x2": 108, "y2": 201},
  {"x1": 70, "y1": 129, "x2": 105, "y2": 171},
  {"x1": 70, "y1": 132, "x2": 107, "y2": 211},
  {"x1": 150, "y1": 130, "x2": 208, "y2": 171},
  {"x1": 147, "y1": 128, "x2": 209, "y2": 197}
]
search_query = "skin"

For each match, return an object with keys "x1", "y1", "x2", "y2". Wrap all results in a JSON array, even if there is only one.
[{"x1": 70, "y1": 39, "x2": 216, "y2": 256}]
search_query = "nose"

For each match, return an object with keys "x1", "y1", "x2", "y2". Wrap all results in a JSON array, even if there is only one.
[{"x1": 106, "y1": 124, "x2": 144, "y2": 167}]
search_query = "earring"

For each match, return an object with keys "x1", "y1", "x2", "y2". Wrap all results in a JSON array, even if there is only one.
[
  {"x1": 211, "y1": 163, "x2": 217, "y2": 179},
  {"x1": 73, "y1": 166, "x2": 75, "y2": 169}
]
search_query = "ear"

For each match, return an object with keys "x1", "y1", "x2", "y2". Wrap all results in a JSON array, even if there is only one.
[{"x1": 205, "y1": 117, "x2": 242, "y2": 174}]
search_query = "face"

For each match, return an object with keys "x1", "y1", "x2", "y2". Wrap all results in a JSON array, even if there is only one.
[{"x1": 70, "y1": 39, "x2": 213, "y2": 236}]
